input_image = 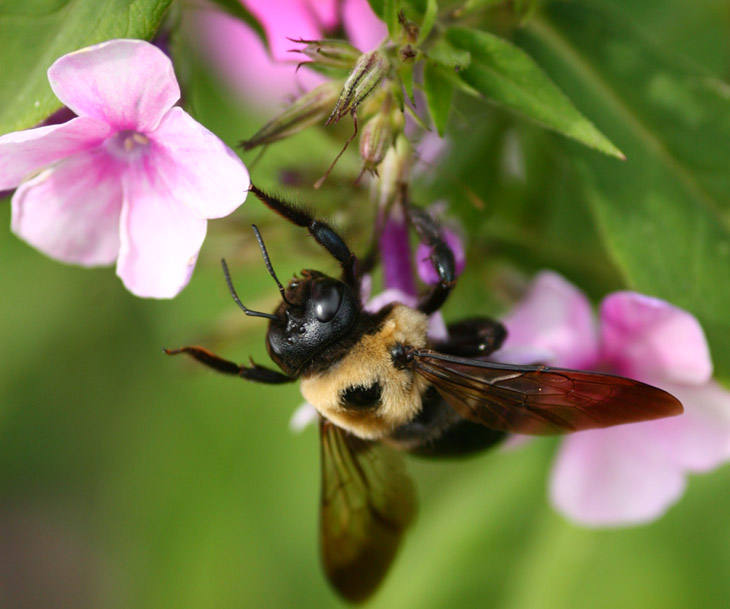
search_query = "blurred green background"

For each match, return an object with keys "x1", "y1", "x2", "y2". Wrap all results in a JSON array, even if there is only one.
[{"x1": 2, "y1": 0, "x2": 730, "y2": 607}]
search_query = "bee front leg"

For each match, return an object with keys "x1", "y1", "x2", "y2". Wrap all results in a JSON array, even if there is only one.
[
  {"x1": 164, "y1": 346, "x2": 294, "y2": 384},
  {"x1": 408, "y1": 208, "x2": 456, "y2": 315},
  {"x1": 249, "y1": 185, "x2": 359, "y2": 289}
]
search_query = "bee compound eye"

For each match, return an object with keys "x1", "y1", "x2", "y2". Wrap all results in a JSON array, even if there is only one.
[{"x1": 312, "y1": 281, "x2": 343, "y2": 323}]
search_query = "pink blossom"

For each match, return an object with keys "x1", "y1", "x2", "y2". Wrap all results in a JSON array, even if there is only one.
[
  {"x1": 187, "y1": 0, "x2": 386, "y2": 103},
  {"x1": 381, "y1": 215, "x2": 418, "y2": 296},
  {"x1": 0, "y1": 39, "x2": 250, "y2": 298},
  {"x1": 501, "y1": 271, "x2": 730, "y2": 525}
]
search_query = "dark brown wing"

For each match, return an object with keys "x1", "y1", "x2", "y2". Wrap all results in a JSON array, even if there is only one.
[
  {"x1": 412, "y1": 350, "x2": 683, "y2": 435},
  {"x1": 319, "y1": 419, "x2": 417, "y2": 603}
]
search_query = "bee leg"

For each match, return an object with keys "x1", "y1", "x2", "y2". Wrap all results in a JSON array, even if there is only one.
[
  {"x1": 164, "y1": 346, "x2": 294, "y2": 384},
  {"x1": 249, "y1": 185, "x2": 358, "y2": 289},
  {"x1": 435, "y1": 317, "x2": 508, "y2": 357},
  {"x1": 408, "y1": 208, "x2": 456, "y2": 315}
]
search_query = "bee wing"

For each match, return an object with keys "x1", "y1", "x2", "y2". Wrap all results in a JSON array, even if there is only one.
[
  {"x1": 412, "y1": 350, "x2": 684, "y2": 435},
  {"x1": 319, "y1": 419, "x2": 418, "y2": 603}
]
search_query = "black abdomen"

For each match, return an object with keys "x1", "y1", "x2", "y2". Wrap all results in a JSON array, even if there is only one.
[{"x1": 387, "y1": 386, "x2": 506, "y2": 458}]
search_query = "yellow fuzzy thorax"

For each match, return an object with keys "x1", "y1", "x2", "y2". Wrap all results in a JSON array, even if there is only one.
[{"x1": 299, "y1": 304, "x2": 430, "y2": 439}]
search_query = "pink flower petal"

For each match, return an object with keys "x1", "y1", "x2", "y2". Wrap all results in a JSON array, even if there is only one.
[
  {"x1": 11, "y1": 149, "x2": 123, "y2": 266},
  {"x1": 187, "y1": 0, "x2": 384, "y2": 104},
  {"x1": 342, "y1": 0, "x2": 388, "y2": 51},
  {"x1": 648, "y1": 381, "x2": 730, "y2": 472},
  {"x1": 117, "y1": 164, "x2": 207, "y2": 298},
  {"x1": 413, "y1": 132, "x2": 449, "y2": 176},
  {"x1": 550, "y1": 425, "x2": 686, "y2": 526},
  {"x1": 244, "y1": 0, "x2": 336, "y2": 61},
  {"x1": 600, "y1": 292, "x2": 712, "y2": 385},
  {"x1": 359, "y1": 273, "x2": 373, "y2": 305},
  {"x1": 501, "y1": 271, "x2": 599, "y2": 369},
  {"x1": 0, "y1": 117, "x2": 111, "y2": 189},
  {"x1": 189, "y1": 8, "x2": 324, "y2": 103},
  {"x1": 289, "y1": 402, "x2": 319, "y2": 433},
  {"x1": 364, "y1": 287, "x2": 416, "y2": 313},
  {"x1": 306, "y1": 0, "x2": 339, "y2": 30},
  {"x1": 428, "y1": 312, "x2": 448, "y2": 342},
  {"x1": 48, "y1": 39, "x2": 179, "y2": 132},
  {"x1": 380, "y1": 216, "x2": 417, "y2": 296},
  {"x1": 149, "y1": 107, "x2": 249, "y2": 219},
  {"x1": 489, "y1": 345, "x2": 555, "y2": 366},
  {"x1": 364, "y1": 288, "x2": 446, "y2": 340}
]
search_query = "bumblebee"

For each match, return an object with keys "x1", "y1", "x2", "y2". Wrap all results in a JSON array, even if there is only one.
[{"x1": 166, "y1": 186, "x2": 683, "y2": 603}]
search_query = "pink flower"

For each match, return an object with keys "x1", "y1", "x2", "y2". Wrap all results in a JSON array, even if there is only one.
[
  {"x1": 187, "y1": 0, "x2": 386, "y2": 103},
  {"x1": 0, "y1": 39, "x2": 250, "y2": 298},
  {"x1": 501, "y1": 271, "x2": 730, "y2": 525}
]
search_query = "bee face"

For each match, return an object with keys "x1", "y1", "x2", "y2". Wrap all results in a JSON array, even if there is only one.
[{"x1": 266, "y1": 271, "x2": 359, "y2": 375}]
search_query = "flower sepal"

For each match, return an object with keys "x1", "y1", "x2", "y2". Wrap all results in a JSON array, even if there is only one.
[
  {"x1": 289, "y1": 38, "x2": 362, "y2": 73},
  {"x1": 326, "y1": 49, "x2": 390, "y2": 125},
  {"x1": 240, "y1": 81, "x2": 342, "y2": 151}
]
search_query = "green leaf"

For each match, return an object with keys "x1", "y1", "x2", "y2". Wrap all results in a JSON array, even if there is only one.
[
  {"x1": 0, "y1": 0, "x2": 173, "y2": 135},
  {"x1": 428, "y1": 38, "x2": 471, "y2": 72},
  {"x1": 446, "y1": 25, "x2": 624, "y2": 159},
  {"x1": 205, "y1": 0, "x2": 267, "y2": 49},
  {"x1": 423, "y1": 62, "x2": 454, "y2": 135},
  {"x1": 462, "y1": 0, "x2": 510, "y2": 12},
  {"x1": 384, "y1": 0, "x2": 399, "y2": 39},
  {"x1": 518, "y1": 1, "x2": 730, "y2": 381},
  {"x1": 416, "y1": 0, "x2": 438, "y2": 44},
  {"x1": 366, "y1": 0, "x2": 386, "y2": 18},
  {"x1": 399, "y1": 60, "x2": 416, "y2": 105}
]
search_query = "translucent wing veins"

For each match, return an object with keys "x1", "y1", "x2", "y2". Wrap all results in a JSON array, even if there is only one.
[
  {"x1": 319, "y1": 419, "x2": 417, "y2": 603},
  {"x1": 412, "y1": 349, "x2": 683, "y2": 435}
]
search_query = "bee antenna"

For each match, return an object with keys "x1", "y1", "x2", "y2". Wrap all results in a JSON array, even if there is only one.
[
  {"x1": 251, "y1": 225, "x2": 295, "y2": 306},
  {"x1": 221, "y1": 258, "x2": 278, "y2": 320}
]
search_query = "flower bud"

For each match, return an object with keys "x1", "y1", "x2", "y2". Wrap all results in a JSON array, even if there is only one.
[
  {"x1": 289, "y1": 38, "x2": 362, "y2": 71},
  {"x1": 373, "y1": 134, "x2": 411, "y2": 208},
  {"x1": 327, "y1": 49, "x2": 390, "y2": 125},
  {"x1": 240, "y1": 81, "x2": 341, "y2": 150},
  {"x1": 359, "y1": 101, "x2": 405, "y2": 176}
]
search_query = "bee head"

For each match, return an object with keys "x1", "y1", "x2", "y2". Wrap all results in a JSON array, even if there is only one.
[
  {"x1": 266, "y1": 270, "x2": 358, "y2": 375},
  {"x1": 222, "y1": 225, "x2": 359, "y2": 377}
]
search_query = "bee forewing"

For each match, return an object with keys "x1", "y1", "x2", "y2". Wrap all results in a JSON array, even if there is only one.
[{"x1": 413, "y1": 350, "x2": 684, "y2": 435}]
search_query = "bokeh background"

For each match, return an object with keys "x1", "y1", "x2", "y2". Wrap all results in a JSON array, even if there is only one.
[{"x1": 2, "y1": 0, "x2": 730, "y2": 607}]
